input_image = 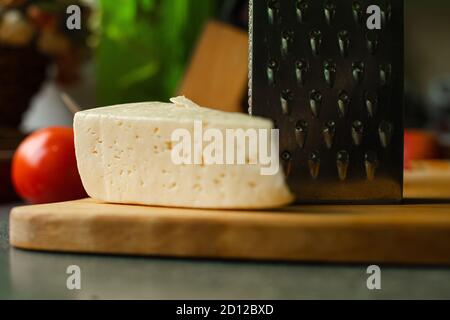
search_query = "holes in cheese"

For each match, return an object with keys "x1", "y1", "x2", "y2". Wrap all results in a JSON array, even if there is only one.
[{"x1": 74, "y1": 97, "x2": 294, "y2": 209}]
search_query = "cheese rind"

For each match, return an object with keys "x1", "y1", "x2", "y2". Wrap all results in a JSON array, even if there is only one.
[{"x1": 74, "y1": 97, "x2": 294, "y2": 209}]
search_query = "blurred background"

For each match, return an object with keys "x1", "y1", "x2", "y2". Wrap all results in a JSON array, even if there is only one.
[{"x1": 1, "y1": 0, "x2": 450, "y2": 202}]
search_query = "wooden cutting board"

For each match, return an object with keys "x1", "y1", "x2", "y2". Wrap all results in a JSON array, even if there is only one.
[
  {"x1": 9, "y1": 161, "x2": 450, "y2": 265},
  {"x1": 178, "y1": 20, "x2": 248, "y2": 113},
  {"x1": 9, "y1": 195, "x2": 450, "y2": 266},
  {"x1": 404, "y1": 160, "x2": 450, "y2": 199}
]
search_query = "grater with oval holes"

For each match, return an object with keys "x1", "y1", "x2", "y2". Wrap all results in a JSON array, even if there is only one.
[{"x1": 249, "y1": 0, "x2": 404, "y2": 203}]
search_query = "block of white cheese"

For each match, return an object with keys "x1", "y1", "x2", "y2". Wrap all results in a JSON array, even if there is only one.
[{"x1": 74, "y1": 97, "x2": 294, "y2": 209}]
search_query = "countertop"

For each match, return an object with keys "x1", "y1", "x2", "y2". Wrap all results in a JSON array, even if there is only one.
[{"x1": 1, "y1": 203, "x2": 450, "y2": 300}]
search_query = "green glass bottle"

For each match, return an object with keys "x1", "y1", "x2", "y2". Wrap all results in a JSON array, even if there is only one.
[{"x1": 96, "y1": 0, "x2": 218, "y2": 105}]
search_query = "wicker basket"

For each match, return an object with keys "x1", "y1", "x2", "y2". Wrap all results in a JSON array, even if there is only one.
[{"x1": 0, "y1": 43, "x2": 48, "y2": 127}]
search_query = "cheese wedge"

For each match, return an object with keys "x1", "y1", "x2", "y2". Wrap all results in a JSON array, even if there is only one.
[{"x1": 74, "y1": 97, "x2": 294, "y2": 209}]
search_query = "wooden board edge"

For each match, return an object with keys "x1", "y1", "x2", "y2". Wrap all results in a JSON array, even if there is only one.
[{"x1": 9, "y1": 203, "x2": 450, "y2": 266}]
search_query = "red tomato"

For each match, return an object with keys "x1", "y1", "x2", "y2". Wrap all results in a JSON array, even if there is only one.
[
  {"x1": 12, "y1": 127, "x2": 87, "y2": 204},
  {"x1": 404, "y1": 130, "x2": 440, "y2": 170}
]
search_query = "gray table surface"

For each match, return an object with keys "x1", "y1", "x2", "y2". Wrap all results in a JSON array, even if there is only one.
[{"x1": 1, "y1": 203, "x2": 450, "y2": 300}]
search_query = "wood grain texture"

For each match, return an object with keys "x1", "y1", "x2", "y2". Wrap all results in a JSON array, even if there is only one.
[
  {"x1": 9, "y1": 197, "x2": 450, "y2": 265},
  {"x1": 178, "y1": 20, "x2": 248, "y2": 113},
  {"x1": 404, "y1": 160, "x2": 450, "y2": 199}
]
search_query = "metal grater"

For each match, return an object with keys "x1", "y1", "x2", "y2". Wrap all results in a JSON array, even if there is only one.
[{"x1": 249, "y1": 0, "x2": 404, "y2": 203}]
